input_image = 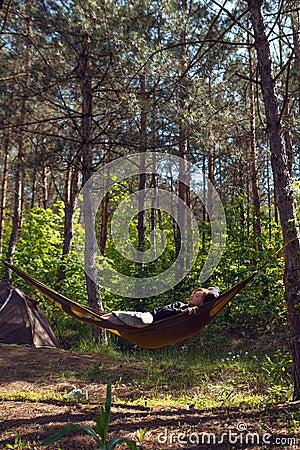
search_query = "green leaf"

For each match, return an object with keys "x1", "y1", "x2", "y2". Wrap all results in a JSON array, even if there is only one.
[
  {"x1": 43, "y1": 424, "x2": 80, "y2": 446},
  {"x1": 93, "y1": 380, "x2": 112, "y2": 443},
  {"x1": 106, "y1": 436, "x2": 139, "y2": 450},
  {"x1": 77, "y1": 425, "x2": 103, "y2": 444},
  {"x1": 43, "y1": 423, "x2": 102, "y2": 447}
]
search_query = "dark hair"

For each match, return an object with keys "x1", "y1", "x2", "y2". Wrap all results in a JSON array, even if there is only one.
[{"x1": 203, "y1": 286, "x2": 220, "y2": 304}]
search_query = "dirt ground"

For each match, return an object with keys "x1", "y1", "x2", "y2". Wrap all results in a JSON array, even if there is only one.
[{"x1": 0, "y1": 344, "x2": 300, "y2": 450}]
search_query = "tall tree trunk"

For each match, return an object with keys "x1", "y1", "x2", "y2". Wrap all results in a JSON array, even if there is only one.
[
  {"x1": 99, "y1": 191, "x2": 109, "y2": 255},
  {"x1": 99, "y1": 151, "x2": 111, "y2": 256},
  {"x1": 266, "y1": 160, "x2": 272, "y2": 241},
  {"x1": 150, "y1": 172, "x2": 157, "y2": 257},
  {"x1": 283, "y1": 97, "x2": 293, "y2": 177},
  {"x1": 79, "y1": 34, "x2": 107, "y2": 344},
  {"x1": 290, "y1": 3, "x2": 300, "y2": 112},
  {"x1": 248, "y1": 41, "x2": 262, "y2": 256},
  {"x1": 0, "y1": 131, "x2": 10, "y2": 258},
  {"x1": 207, "y1": 76, "x2": 215, "y2": 217},
  {"x1": 247, "y1": 0, "x2": 300, "y2": 400},
  {"x1": 176, "y1": 33, "x2": 190, "y2": 281},
  {"x1": 277, "y1": 7, "x2": 293, "y2": 176},
  {"x1": 177, "y1": 141, "x2": 190, "y2": 278},
  {"x1": 41, "y1": 162, "x2": 49, "y2": 209},
  {"x1": 201, "y1": 155, "x2": 206, "y2": 248},
  {"x1": 137, "y1": 73, "x2": 147, "y2": 255},
  {"x1": 57, "y1": 150, "x2": 80, "y2": 281},
  {"x1": 30, "y1": 165, "x2": 37, "y2": 209},
  {"x1": 5, "y1": 8, "x2": 32, "y2": 281}
]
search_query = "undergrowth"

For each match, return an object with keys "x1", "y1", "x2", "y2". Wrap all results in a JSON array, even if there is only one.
[
  {"x1": 1, "y1": 328, "x2": 294, "y2": 409},
  {"x1": 1, "y1": 329, "x2": 297, "y2": 450}
]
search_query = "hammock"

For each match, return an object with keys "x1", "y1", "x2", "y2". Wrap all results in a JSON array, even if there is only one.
[{"x1": 3, "y1": 261, "x2": 257, "y2": 348}]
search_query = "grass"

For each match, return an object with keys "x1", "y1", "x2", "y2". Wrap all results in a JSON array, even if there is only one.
[
  {"x1": 1, "y1": 328, "x2": 299, "y2": 450},
  {"x1": 66, "y1": 327, "x2": 294, "y2": 411},
  {"x1": 0, "y1": 389, "x2": 70, "y2": 403},
  {"x1": 0, "y1": 328, "x2": 294, "y2": 409}
]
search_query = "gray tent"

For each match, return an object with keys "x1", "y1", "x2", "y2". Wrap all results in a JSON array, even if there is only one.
[{"x1": 0, "y1": 282, "x2": 59, "y2": 348}]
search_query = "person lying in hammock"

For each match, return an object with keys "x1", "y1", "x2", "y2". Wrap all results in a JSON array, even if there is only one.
[
  {"x1": 150, "y1": 285, "x2": 220, "y2": 322},
  {"x1": 102, "y1": 285, "x2": 220, "y2": 327}
]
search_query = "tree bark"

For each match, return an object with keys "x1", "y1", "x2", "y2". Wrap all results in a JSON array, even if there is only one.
[
  {"x1": 30, "y1": 165, "x2": 37, "y2": 209},
  {"x1": 0, "y1": 131, "x2": 10, "y2": 258},
  {"x1": 5, "y1": 7, "x2": 32, "y2": 281},
  {"x1": 175, "y1": 31, "x2": 190, "y2": 279},
  {"x1": 99, "y1": 156, "x2": 110, "y2": 256},
  {"x1": 57, "y1": 150, "x2": 80, "y2": 282},
  {"x1": 137, "y1": 73, "x2": 147, "y2": 255},
  {"x1": 290, "y1": 3, "x2": 300, "y2": 111},
  {"x1": 207, "y1": 76, "x2": 214, "y2": 219},
  {"x1": 79, "y1": 33, "x2": 107, "y2": 344},
  {"x1": 247, "y1": 0, "x2": 300, "y2": 400},
  {"x1": 41, "y1": 162, "x2": 49, "y2": 209},
  {"x1": 248, "y1": 41, "x2": 262, "y2": 255}
]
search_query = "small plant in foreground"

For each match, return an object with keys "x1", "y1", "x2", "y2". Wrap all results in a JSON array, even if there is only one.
[
  {"x1": 43, "y1": 381, "x2": 139, "y2": 449},
  {"x1": 136, "y1": 428, "x2": 147, "y2": 444},
  {"x1": 6, "y1": 433, "x2": 29, "y2": 449}
]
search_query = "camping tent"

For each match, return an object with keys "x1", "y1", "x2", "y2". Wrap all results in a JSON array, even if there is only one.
[{"x1": 0, "y1": 283, "x2": 59, "y2": 348}]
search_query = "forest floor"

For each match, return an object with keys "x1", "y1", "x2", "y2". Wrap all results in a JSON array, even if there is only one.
[{"x1": 0, "y1": 343, "x2": 300, "y2": 450}]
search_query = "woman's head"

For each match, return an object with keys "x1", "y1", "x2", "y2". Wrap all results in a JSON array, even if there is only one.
[{"x1": 189, "y1": 287, "x2": 210, "y2": 306}]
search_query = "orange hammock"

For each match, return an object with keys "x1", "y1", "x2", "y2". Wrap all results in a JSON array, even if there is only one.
[{"x1": 3, "y1": 261, "x2": 257, "y2": 348}]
